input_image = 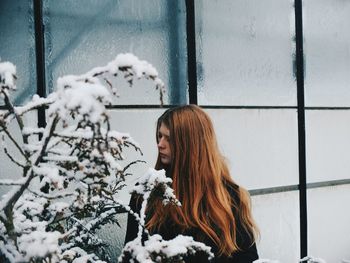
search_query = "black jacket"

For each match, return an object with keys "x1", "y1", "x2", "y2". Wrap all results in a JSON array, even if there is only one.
[{"x1": 124, "y1": 185, "x2": 258, "y2": 263}]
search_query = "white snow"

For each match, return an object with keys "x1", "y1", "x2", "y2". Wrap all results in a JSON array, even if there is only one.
[
  {"x1": 15, "y1": 94, "x2": 55, "y2": 116},
  {"x1": 33, "y1": 165, "x2": 64, "y2": 190},
  {"x1": 0, "y1": 61, "x2": 16, "y2": 95},
  {"x1": 121, "y1": 234, "x2": 214, "y2": 263},
  {"x1": 18, "y1": 230, "x2": 61, "y2": 260}
]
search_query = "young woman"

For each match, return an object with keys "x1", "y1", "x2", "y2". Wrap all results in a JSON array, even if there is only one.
[{"x1": 125, "y1": 105, "x2": 259, "y2": 262}]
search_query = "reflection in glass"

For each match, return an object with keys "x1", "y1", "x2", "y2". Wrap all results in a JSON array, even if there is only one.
[{"x1": 196, "y1": 0, "x2": 296, "y2": 106}]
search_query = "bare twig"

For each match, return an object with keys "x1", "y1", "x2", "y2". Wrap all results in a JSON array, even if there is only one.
[
  {"x1": 4, "y1": 147, "x2": 26, "y2": 168},
  {"x1": 0, "y1": 122, "x2": 29, "y2": 162},
  {"x1": 1, "y1": 91, "x2": 27, "y2": 145},
  {"x1": 28, "y1": 188, "x2": 76, "y2": 200}
]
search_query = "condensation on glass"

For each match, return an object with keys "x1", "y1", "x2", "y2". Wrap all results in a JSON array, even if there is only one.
[
  {"x1": 306, "y1": 110, "x2": 350, "y2": 183},
  {"x1": 195, "y1": 0, "x2": 296, "y2": 106},
  {"x1": 252, "y1": 191, "x2": 300, "y2": 263},
  {"x1": 307, "y1": 185, "x2": 350, "y2": 262},
  {"x1": 304, "y1": 0, "x2": 350, "y2": 107},
  {"x1": 43, "y1": 0, "x2": 188, "y2": 105},
  {"x1": 207, "y1": 109, "x2": 299, "y2": 189},
  {"x1": 0, "y1": 0, "x2": 37, "y2": 105}
]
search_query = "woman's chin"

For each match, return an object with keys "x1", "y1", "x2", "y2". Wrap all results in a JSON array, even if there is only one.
[{"x1": 160, "y1": 158, "x2": 170, "y2": 165}]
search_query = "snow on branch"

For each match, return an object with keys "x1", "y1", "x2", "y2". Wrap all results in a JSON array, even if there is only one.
[
  {"x1": 117, "y1": 168, "x2": 216, "y2": 262},
  {"x1": 0, "y1": 61, "x2": 16, "y2": 97},
  {"x1": 0, "y1": 55, "x2": 215, "y2": 263},
  {"x1": 120, "y1": 234, "x2": 214, "y2": 263},
  {"x1": 0, "y1": 55, "x2": 166, "y2": 263},
  {"x1": 132, "y1": 168, "x2": 180, "y2": 206},
  {"x1": 300, "y1": 256, "x2": 327, "y2": 263}
]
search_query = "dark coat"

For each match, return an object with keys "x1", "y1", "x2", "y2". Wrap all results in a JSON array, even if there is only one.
[{"x1": 124, "y1": 185, "x2": 258, "y2": 263}]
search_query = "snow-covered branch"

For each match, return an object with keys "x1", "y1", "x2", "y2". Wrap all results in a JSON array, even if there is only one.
[
  {"x1": 117, "y1": 169, "x2": 216, "y2": 262},
  {"x1": 120, "y1": 234, "x2": 214, "y2": 263},
  {"x1": 300, "y1": 256, "x2": 327, "y2": 263},
  {"x1": 0, "y1": 55, "x2": 221, "y2": 263},
  {"x1": 0, "y1": 55, "x2": 165, "y2": 262},
  {"x1": 1, "y1": 55, "x2": 216, "y2": 263}
]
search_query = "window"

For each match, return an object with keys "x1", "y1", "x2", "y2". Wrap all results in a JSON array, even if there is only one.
[{"x1": 1, "y1": 1, "x2": 350, "y2": 262}]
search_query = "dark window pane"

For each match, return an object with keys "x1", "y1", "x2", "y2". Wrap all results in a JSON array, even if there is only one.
[
  {"x1": 44, "y1": 0, "x2": 188, "y2": 105},
  {"x1": 0, "y1": 0, "x2": 37, "y2": 105}
]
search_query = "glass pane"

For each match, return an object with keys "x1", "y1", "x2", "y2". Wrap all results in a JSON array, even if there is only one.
[
  {"x1": 304, "y1": 0, "x2": 350, "y2": 107},
  {"x1": 207, "y1": 109, "x2": 299, "y2": 189},
  {"x1": 108, "y1": 108, "x2": 164, "y2": 197},
  {"x1": 308, "y1": 185, "x2": 350, "y2": 262},
  {"x1": 104, "y1": 109, "x2": 165, "y2": 261},
  {"x1": 306, "y1": 110, "x2": 350, "y2": 183},
  {"x1": 252, "y1": 191, "x2": 300, "y2": 262},
  {"x1": 44, "y1": 0, "x2": 188, "y2": 105},
  {"x1": 0, "y1": 0, "x2": 36, "y2": 105},
  {"x1": 0, "y1": 111, "x2": 37, "y2": 196},
  {"x1": 97, "y1": 214, "x2": 127, "y2": 261},
  {"x1": 196, "y1": 0, "x2": 296, "y2": 106}
]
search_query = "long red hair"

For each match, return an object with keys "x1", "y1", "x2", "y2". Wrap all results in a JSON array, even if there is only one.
[{"x1": 146, "y1": 105, "x2": 258, "y2": 256}]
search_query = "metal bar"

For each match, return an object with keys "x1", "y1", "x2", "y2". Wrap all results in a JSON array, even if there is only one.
[
  {"x1": 305, "y1": 106, "x2": 350, "y2": 110},
  {"x1": 249, "y1": 185, "x2": 299, "y2": 196},
  {"x1": 5, "y1": 104, "x2": 350, "y2": 111},
  {"x1": 105, "y1": 105, "x2": 174, "y2": 109},
  {"x1": 185, "y1": 0, "x2": 198, "y2": 105},
  {"x1": 307, "y1": 179, "x2": 350, "y2": 189},
  {"x1": 201, "y1": 105, "x2": 298, "y2": 110},
  {"x1": 106, "y1": 105, "x2": 297, "y2": 110},
  {"x1": 33, "y1": 0, "x2": 47, "y2": 131},
  {"x1": 249, "y1": 178, "x2": 350, "y2": 196},
  {"x1": 294, "y1": 0, "x2": 307, "y2": 258},
  {"x1": 167, "y1": 1, "x2": 187, "y2": 104}
]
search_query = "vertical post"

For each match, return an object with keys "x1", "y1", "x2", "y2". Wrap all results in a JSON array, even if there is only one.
[
  {"x1": 33, "y1": 0, "x2": 47, "y2": 131},
  {"x1": 185, "y1": 0, "x2": 198, "y2": 105},
  {"x1": 167, "y1": 1, "x2": 187, "y2": 105},
  {"x1": 295, "y1": 0, "x2": 308, "y2": 258}
]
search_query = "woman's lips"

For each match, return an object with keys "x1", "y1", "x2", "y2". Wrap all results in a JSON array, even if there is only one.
[{"x1": 159, "y1": 153, "x2": 168, "y2": 158}]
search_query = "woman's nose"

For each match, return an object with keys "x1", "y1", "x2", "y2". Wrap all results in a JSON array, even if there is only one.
[{"x1": 158, "y1": 138, "x2": 165, "y2": 148}]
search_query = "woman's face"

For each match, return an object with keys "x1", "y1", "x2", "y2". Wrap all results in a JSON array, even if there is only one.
[{"x1": 157, "y1": 123, "x2": 172, "y2": 165}]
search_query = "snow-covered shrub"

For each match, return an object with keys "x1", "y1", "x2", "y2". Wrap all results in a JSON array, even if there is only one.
[
  {"x1": 0, "y1": 55, "x2": 212, "y2": 263},
  {"x1": 119, "y1": 168, "x2": 213, "y2": 263},
  {"x1": 300, "y1": 256, "x2": 326, "y2": 263}
]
